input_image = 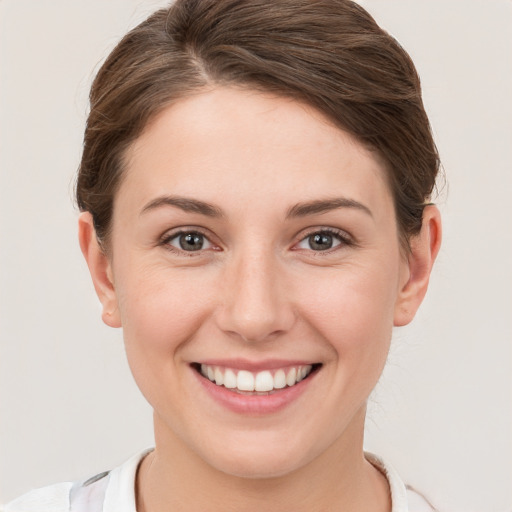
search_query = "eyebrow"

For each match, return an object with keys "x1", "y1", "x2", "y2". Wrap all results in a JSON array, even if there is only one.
[
  {"x1": 140, "y1": 196, "x2": 224, "y2": 218},
  {"x1": 140, "y1": 195, "x2": 372, "y2": 219},
  {"x1": 286, "y1": 197, "x2": 373, "y2": 218}
]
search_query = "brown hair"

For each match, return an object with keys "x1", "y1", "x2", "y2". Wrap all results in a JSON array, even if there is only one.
[{"x1": 76, "y1": 0, "x2": 440, "y2": 248}]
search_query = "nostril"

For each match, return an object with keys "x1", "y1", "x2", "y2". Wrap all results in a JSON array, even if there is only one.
[
  {"x1": 214, "y1": 265, "x2": 296, "y2": 342},
  {"x1": 231, "y1": 328, "x2": 286, "y2": 344}
]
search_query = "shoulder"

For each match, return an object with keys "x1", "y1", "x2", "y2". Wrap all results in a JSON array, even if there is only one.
[
  {"x1": 365, "y1": 452, "x2": 436, "y2": 512},
  {"x1": 3, "y1": 481, "x2": 73, "y2": 512},
  {"x1": 2, "y1": 449, "x2": 152, "y2": 512}
]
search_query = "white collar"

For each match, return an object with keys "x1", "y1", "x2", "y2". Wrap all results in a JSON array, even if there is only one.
[{"x1": 71, "y1": 448, "x2": 425, "y2": 512}]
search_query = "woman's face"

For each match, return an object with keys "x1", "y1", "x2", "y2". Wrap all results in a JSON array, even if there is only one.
[{"x1": 94, "y1": 87, "x2": 415, "y2": 477}]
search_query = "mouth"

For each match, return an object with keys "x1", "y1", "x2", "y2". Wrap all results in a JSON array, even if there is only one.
[{"x1": 192, "y1": 362, "x2": 321, "y2": 395}]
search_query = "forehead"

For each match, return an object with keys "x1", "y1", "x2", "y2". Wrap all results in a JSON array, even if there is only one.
[{"x1": 119, "y1": 87, "x2": 392, "y2": 217}]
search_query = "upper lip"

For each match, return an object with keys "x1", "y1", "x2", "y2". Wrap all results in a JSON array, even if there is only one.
[{"x1": 192, "y1": 358, "x2": 318, "y2": 372}]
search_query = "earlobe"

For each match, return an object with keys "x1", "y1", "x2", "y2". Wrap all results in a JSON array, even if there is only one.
[
  {"x1": 78, "y1": 212, "x2": 122, "y2": 328},
  {"x1": 394, "y1": 205, "x2": 442, "y2": 326}
]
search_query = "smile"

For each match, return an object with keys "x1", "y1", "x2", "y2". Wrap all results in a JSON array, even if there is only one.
[{"x1": 196, "y1": 364, "x2": 318, "y2": 394}]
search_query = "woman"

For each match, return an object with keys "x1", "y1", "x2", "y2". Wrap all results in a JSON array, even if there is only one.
[{"x1": 5, "y1": 1, "x2": 442, "y2": 510}]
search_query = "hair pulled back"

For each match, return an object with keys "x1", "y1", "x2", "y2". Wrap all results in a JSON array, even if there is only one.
[{"x1": 76, "y1": 0, "x2": 439, "y2": 248}]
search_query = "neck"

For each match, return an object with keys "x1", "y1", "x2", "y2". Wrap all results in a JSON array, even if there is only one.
[{"x1": 137, "y1": 408, "x2": 390, "y2": 512}]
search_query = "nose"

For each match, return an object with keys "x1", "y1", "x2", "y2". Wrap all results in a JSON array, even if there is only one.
[{"x1": 215, "y1": 249, "x2": 295, "y2": 343}]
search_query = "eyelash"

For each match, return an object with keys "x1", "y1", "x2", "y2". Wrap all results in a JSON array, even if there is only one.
[
  {"x1": 293, "y1": 227, "x2": 354, "y2": 254},
  {"x1": 158, "y1": 227, "x2": 354, "y2": 256},
  {"x1": 159, "y1": 228, "x2": 218, "y2": 256}
]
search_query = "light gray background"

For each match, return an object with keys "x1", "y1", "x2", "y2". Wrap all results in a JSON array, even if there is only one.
[{"x1": 1, "y1": 1, "x2": 511, "y2": 510}]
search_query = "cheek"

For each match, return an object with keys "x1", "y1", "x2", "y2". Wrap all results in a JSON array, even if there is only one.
[
  {"x1": 302, "y1": 263, "x2": 399, "y2": 332},
  {"x1": 113, "y1": 264, "x2": 221, "y2": 413},
  {"x1": 296, "y1": 261, "x2": 400, "y2": 375},
  {"x1": 114, "y1": 263, "x2": 216, "y2": 355}
]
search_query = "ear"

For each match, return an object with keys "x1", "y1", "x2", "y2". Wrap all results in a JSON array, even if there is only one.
[
  {"x1": 394, "y1": 205, "x2": 442, "y2": 326},
  {"x1": 78, "y1": 212, "x2": 121, "y2": 328}
]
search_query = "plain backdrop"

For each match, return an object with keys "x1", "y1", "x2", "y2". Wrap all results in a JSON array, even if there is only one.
[{"x1": 1, "y1": 1, "x2": 511, "y2": 510}]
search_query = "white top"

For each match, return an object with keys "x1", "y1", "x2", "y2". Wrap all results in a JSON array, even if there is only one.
[{"x1": 3, "y1": 450, "x2": 435, "y2": 512}]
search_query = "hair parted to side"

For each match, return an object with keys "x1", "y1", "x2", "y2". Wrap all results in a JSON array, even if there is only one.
[{"x1": 76, "y1": 0, "x2": 440, "y2": 250}]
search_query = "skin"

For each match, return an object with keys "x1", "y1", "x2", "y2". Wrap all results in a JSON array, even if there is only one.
[{"x1": 79, "y1": 87, "x2": 441, "y2": 512}]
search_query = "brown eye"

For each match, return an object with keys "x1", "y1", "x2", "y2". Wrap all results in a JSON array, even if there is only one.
[
  {"x1": 308, "y1": 233, "x2": 334, "y2": 251},
  {"x1": 168, "y1": 231, "x2": 212, "y2": 252},
  {"x1": 296, "y1": 229, "x2": 349, "y2": 252}
]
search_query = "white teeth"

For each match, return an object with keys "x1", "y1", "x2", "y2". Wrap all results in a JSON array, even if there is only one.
[
  {"x1": 255, "y1": 371, "x2": 274, "y2": 392},
  {"x1": 237, "y1": 370, "x2": 255, "y2": 391},
  {"x1": 224, "y1": 369, "x2": 237, "y2": 389},
  {"x1": 286, "y1": 367, "x2": 297, "y2": 387},
  {"x1": 199, "y1": 364, "x2": 315, "y2": 392},
  {"x1": 273, "y1": 369, "x2": 286, "y2": 389},
  {"x1": 214, "y1": 367, "x2": 224, "y2": 385}
]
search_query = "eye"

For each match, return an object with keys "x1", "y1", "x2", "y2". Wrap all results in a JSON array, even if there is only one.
[
  {"x1": 295, "y1": 229, "x2": 350, "y2": 252},
  {"x1": 166, "y1": 231, "x2": 213, "y2": 252}
]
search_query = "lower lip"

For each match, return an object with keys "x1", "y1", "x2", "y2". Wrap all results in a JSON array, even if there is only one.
[{"x1": 193, "y1": 368, "x2": 318, "y2": 415}]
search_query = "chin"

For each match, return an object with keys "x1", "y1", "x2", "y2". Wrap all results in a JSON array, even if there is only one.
[
  {"x1": 198, "y1": 432, "x2": 317, "y2": 480},
  {"x1": 213, "y1": 452, "x2": 304, "y2": 480}
]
